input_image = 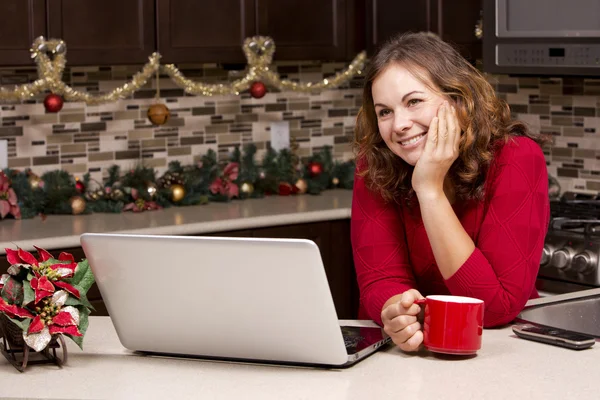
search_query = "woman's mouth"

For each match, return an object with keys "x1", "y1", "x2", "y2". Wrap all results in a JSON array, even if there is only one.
[{"x1": 400, "y1": 133, "x2": 426, "y2": 147}]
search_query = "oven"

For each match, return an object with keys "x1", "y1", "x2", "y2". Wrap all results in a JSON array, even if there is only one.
[{"x1": 536, "y1": 192, "x2": 600, "y2": 297}]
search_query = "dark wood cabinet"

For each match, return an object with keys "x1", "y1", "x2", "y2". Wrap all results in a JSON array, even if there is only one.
[
  {"x1": 435, "y1": 0, "x2": 482, "y2": 62},
  {"x1": 256, "y1": 0, "x2": 348, "y2": 61},
  {"x1": 159, "y1": 0, "x2": 349, "y2": 63},
  {"x1": 366, "y1": 0, "x2": 430, "y2": 54},
  {"x1": 157, "y1": 0, "x2": 256, "y2": 64},
  {"x1": 47, "y1": 0, "x2": 155, "y2": 65},
  {"x1": 0, "y1": 0, "x2": 46, "y2": 67},
  {"x1": 0, "y1": 0, "x2": 484, "y2": 67},
  {"x1": 366, "y1": 0, "x2": 482, "y2": 63},
  {"x1": 0, "y1": 220, "x2": 360, "y2": 320}
]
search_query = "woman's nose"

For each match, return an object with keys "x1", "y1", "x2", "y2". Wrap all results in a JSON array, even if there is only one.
[{"x1": 392, "y1": 110, "x2": 412, "y2": 133}]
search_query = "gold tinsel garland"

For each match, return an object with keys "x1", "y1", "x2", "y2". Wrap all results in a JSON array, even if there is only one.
[
  {"x1": 163, "y1": 36, "x2": 367, "y2": 96},
  {"x1": 0, "y1": 36, "x2": 366, "y2": 104}
]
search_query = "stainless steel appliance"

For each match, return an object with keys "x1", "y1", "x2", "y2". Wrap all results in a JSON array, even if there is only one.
[
  {"x1": 483, "y1": 0, "x2": 600, "y2": 76},
  {"x1": 537, "y1": 192, "x2": 600, "y2": 296}
]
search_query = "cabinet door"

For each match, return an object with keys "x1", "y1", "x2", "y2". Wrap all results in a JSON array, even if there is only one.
[
  {"x1": 47, "y1": 0, "x2": 155, "y2": 65},
  {"x1": 157, "y1": 0, "x2": 256, "y2": 64},
  {"x1": 366, "y1": 0, "x2": 431, "y2": 55},
  {"x1": 0, "y1": 0, "x2": 46, "y2": 67},
  {"x1": 256, "y1": 0, "x2": 348, "y2": 61},
  {"x1": 436, "y1": 0, "x2": 482, "y2": 63}
]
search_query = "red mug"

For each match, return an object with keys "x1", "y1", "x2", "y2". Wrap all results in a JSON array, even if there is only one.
[{"x1": 415, "y1": 295, "x2": 484, "y2": 355}]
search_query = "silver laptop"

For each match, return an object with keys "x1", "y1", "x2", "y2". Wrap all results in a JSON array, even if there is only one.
[{"x1": 80, "y1": 233, "x2": 390, "y2": 368}]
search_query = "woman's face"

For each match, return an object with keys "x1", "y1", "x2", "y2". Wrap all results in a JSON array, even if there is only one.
[{"x1": 371, "y1": 63, "x2": 446, "y2": 166}]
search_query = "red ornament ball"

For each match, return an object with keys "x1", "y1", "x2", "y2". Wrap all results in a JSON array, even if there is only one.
[
  {"x1": 75, "y1": 180, "x2": 86, "y2": 193},
  {"x1": 308, "y1": 161, "x2": 323, "y2": 177},
  {"x1": 44, "y1": 93, "x2": 64, "y2": 113},
  {"x1": 278, "y1": 182, "x2": 293, "y2": 196},
  {"x1": 250, "y1": 82, "x2": 267, "y2": 99}
]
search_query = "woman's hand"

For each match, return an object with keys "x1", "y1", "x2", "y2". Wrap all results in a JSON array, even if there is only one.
[
  {"x1": 381, "y1": 289, "x2": 425, "y2": 352},
  {"x1": 411, "y1": 101, "x2": 461, "y2": 200}
]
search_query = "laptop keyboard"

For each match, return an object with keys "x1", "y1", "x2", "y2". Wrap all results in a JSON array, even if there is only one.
[{"x1": 341, "y1": 327, "x2": 365, "y2": 349}]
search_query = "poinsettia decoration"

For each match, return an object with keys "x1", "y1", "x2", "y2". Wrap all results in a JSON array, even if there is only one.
[
  {"x1": 122, "y1": 188, "x2": 162, "y2": 212},
  {"x1": 0, "y1": 171, "x2": 21, "y2": 219},
  {"x1": 210, "y1": 162, "x2": 239, "y2": 199},
  {"x1": 0, "y1": 246, "x2": 95, "y2": 352}
]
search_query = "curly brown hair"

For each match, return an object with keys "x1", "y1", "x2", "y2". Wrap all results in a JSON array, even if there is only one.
[{"x1": 354, "y1": 32, "x2": 549, "y2": 203}]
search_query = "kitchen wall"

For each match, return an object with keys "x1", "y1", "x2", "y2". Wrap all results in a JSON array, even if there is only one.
[{"x1": 1, "y1": 62, "x2": 599, "y2": 194}]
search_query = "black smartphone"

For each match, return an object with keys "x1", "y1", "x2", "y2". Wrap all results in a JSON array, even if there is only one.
[{"x1": 512, "y1": 324, "x2": 596, "y2": 350}]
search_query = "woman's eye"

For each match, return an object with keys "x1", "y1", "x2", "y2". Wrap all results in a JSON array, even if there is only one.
[
  {"x1": 378, "y1": 109, "x2": 391, "y2": 118},
  {"x1": 407, "y1": 99, "x2": 422, "y2": 107}
]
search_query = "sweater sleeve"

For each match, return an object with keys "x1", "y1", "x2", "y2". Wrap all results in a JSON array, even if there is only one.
[
  {"x1": 350, "y1": 170, "x2": 416, "y2": 326},
  {"x1": 445, "y1": 137, "x2": 550, "y2": 327}
]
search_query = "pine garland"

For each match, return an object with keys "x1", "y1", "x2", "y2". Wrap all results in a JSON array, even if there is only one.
[{"x1": 1, "y1": 144, "x2": 355, "y2": 221}]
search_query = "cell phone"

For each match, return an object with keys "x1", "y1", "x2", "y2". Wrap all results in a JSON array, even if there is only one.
[{"x1": 512, "y1": 324, "x2": 596, "y2": 350}]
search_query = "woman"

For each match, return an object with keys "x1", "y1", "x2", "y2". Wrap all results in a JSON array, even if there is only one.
[{"x1": 351, "y1": 32, "x2": 550, "y2": 352}]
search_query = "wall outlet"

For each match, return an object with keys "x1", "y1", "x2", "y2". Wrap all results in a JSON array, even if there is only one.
[
  {"x1": 270, "y1": 121, "x2": 290, "y2": 151},
  {"x1": 0, "y1": 140, "x2": 7, "y2": 169}
]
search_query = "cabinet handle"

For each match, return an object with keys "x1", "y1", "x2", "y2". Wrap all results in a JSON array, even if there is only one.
[{"x1": 474, "y1": 10, "x2": 483, "y2": 39}]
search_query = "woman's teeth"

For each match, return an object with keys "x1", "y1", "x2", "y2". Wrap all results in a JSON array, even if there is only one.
[{"x1": 400, "y1": 133, "x2": 426, "y2": 146}]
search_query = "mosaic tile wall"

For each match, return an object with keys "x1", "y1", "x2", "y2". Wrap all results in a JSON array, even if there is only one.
[
  {"x1": 0, "y1": 61, "x2": 363, "y2": 186},
  {"x1": 1, "y1": 62, "x2": 599, "y2": 194},
  {"x1": 489, "y1": 75, "x2": 600, "y2": 194}
]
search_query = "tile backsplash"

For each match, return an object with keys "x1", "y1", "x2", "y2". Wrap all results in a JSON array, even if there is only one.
[{"x1": 1, "y1": 62, "x2": 599, "y2": 195}]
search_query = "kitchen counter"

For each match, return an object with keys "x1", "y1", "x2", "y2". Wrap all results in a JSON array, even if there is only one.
[
  {"x1": 0, "y1": 190, "x2": 353, "y2": 254},
  {"x1": 1, "y1": 289, "x2": 599, "y2": 400}
]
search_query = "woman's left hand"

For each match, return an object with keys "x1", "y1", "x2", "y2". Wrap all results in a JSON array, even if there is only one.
[{"x1": 411, "y1": 101, "x2": 461, "y2": 199}]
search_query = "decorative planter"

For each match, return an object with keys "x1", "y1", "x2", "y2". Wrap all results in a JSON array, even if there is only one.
[{"x1": 0, "y1": 314, "x2": 67, "y2": 372}]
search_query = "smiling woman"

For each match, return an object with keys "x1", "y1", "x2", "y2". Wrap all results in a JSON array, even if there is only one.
[{"x1": 351, "y1": 32, "x2": 552, "y2": 353}]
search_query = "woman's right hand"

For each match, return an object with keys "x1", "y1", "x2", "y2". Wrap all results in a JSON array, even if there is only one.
[{"x1": 381, "y1": 289, "x2": 425, "y2": 352}]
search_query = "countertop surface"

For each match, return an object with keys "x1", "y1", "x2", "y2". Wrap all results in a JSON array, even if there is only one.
[
  {"x1": 0, "y1": 190, "x2": 353, "y2": 254},
  {"x1": 1, "y1": 289, "x2": 599, "y2": 400}
]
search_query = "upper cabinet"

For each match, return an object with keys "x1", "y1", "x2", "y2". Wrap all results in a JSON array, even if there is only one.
[
  {"x1": 366, "y1": 0, "x2": 430, "y2": 54},
  {"x1": 47, "y1": 0, "x2": 156, "y2": 65},
  {"x1": 255, "y1": 0, "x2": 348, "y2": 61},
  {"x1": 157, "y1": 0, "x2": 256, "y2": 64},
  {"x1": 158, "y1": 0, "x2": 348, "y2": 64},
  {"x1": 0, "y1": 0, "x2": 46, "y2": 66},
  {"x1": 0, "y1": 0, "x2": 482, "y2": 67},
  {"x1": 434, "y1": 0, "x2": 482, "y2": 62},
  {"x1": 366, "y1": 0, "x2": 482, "y2": 63}
]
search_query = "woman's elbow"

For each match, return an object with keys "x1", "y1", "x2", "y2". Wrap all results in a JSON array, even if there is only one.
[{"x1": 483, "y1": 307, "x2": 523, "y2": 328}]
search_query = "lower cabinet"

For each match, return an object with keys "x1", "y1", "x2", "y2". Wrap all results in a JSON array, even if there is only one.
[{"x1": 0, "y1": 219, "x2": 359, "y2": 319}]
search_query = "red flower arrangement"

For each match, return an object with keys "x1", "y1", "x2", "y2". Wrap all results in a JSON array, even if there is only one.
[
  {"x1": 0, "y1": 171, "x2": 20, "y2": 219},
  {"x1": 210, "y1": 162, "x2": 239, "y2": 199},
  {"x1": 0, "y1": 246, "x2": 95, "y2": 352},
  {"x1": 122, "y1": 188, "x2": 162, "y2": 212}
]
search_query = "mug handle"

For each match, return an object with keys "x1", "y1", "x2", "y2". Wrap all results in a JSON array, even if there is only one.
[{"x1": 414, "y1": 298, "x2": 426, "y2": 305}]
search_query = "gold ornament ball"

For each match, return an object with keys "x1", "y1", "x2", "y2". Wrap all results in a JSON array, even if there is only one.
[
  {"x1": 70, "y1": 196, "x2": 86, "y2": 215},
  {"x1": 240, "y1": 182, "x2": 254, "y2": 195},
  {"x1": 295, "y1": 178, "x2": 308, "y2": 194},
  {"x1": 147, "y1": 103, "x2": 171, "y2": 126},
  {"x1": 111, "y1": 188, "x2": 125, "y2": 201},
  {"x1": 28, "y1": 174, "x2": 42, "y2": 189},
  {"x1": 332, "y1": 177, "x2": 340, "y2": 186},
  {"x1": 170, "y1": 184, "x2": 186, "y2": 202}
]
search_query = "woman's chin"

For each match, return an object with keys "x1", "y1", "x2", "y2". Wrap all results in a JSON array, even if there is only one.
[{"x1": 395, "y1": 148, "x2": 423, "y2": 166}]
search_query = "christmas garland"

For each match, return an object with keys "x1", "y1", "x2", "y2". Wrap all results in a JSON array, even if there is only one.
[
  {"x1": 0, "y1": 35, "x2": 366, "y2": 107},
  {"x1": 0, "y1": 145, "x2": 355, "y2": 221}
]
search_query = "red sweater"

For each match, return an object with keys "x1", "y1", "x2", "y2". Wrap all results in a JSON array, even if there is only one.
[{"x1": 351, "y1": 137, "x2": 550, "y2": 327}]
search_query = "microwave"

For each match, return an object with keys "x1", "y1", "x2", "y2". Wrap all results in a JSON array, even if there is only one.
[{"x1": 483, "y1": 0, "x2": 600, "y2": 76}]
